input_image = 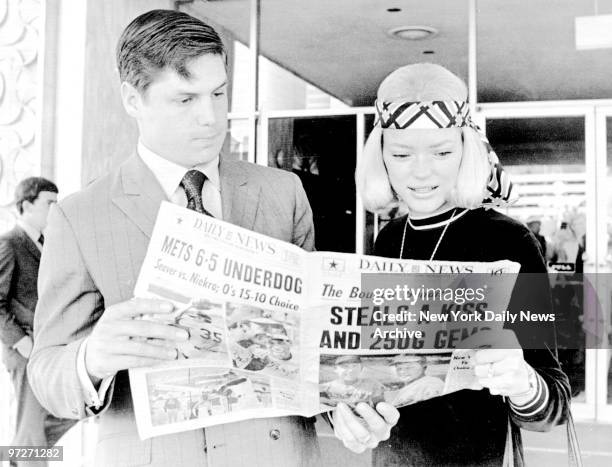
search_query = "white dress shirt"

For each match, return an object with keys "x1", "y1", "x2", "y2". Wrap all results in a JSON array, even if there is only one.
[
  {"x1": 137, "y1": 141, "x2": 223, "y2": 219},
  {"x1": 77, "y1": 142, "x2": 223, "y2": 411}
]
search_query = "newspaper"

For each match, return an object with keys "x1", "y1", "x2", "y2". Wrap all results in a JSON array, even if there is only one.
[
  {"x1": 311, "y1": 251, "x2": 519, "y2": 409},
  {"x1": 129, "y1": 202, "x2": 520, "y2": 439}
]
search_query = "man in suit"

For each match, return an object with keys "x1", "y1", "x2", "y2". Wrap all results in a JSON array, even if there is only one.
[
  {"x1": 0, "y1": 177, "x2": 73, "y2": 466},
  {"x1": 28, "y1": 9, "x2": 321, "y2": 467}
]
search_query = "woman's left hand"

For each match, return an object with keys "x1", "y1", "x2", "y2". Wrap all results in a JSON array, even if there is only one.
[
  {"x1": 474, "y1": 348, "x2": 533, "y2": 402},
  {"x1": 463, "y1": 329, "x2": 537, "y2": 404}
]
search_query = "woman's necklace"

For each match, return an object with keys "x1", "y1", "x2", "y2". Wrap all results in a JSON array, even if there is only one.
[{"x1": 399, "y1": 208, "x2": 458, "y2": 261}]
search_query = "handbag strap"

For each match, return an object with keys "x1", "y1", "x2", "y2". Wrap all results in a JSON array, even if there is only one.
[
  {"x1": 548, "y1": 342, "x2": 584, "y2": 467},
  {"x1": 566, "y1": 409, "x2": 583, "y2": 467},
  {"x1": 502, "y1": 416, "x2": 515, "y2": 467},
  {"x1": 503, "y1": 411, "x2": 583, "y2": 467}
]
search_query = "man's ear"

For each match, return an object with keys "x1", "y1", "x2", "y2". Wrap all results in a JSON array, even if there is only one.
[
  {"x1": 120, "y1": 81, "x2": 142, "y2": 118},
  {"x1": 21, "y1": 200, "x2": 33, "y2": 214}
]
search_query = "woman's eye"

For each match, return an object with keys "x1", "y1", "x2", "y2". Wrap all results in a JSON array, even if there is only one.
[
  {"x1": 437, "y1": 151, "x2": 452, "y2": 157},
  {"x1": 213, "y1": 91, "x2": 225, "y2": 98},
  {"x1": 392, "y1": 153, "x2": 412, "y2": 158},
  {"x1": 179, "y1": 97, "x2": 193, "y2": 104}
]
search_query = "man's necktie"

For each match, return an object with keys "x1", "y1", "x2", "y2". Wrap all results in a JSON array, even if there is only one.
[
  {"x1": 38, "y1": 234, "x2": 44, "y2": 246},
  {"x1": 180, "y1": 170, "x2": 214, "y2": 217}
]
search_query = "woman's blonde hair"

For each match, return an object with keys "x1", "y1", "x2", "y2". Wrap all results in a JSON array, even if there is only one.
[{"x1": 356, "y1": 63, "x2": 490, "y2": 216}]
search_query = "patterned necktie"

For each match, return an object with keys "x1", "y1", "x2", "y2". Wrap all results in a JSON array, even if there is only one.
[
  {"x1": 180, "y1": 170, "x2": 213, "y2": 217},
  {"x1": 38, "y1": 234, "x2": 44, "y2": 246}
]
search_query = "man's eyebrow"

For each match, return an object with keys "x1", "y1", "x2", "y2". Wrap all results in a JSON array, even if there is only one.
[{"x1": 173, "y1": 81, "x2": 227, "y2": 95}]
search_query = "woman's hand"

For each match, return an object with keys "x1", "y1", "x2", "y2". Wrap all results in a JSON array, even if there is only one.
[
  {"x1": 466, "y1": 329, "x2": 537, "y2": 404},
  {"x1": 332, "y1": 402, "x2": 399, "y2": 453},
  {"x1": 474, "y1": 348, "x2": 536, "y2": 404}
]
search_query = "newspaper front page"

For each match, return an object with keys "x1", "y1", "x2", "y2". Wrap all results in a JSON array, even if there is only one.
[
  {"x1": 130, "y1": 202, "x2": 520, "y2": 438},
  {"x1": 129, "y1": 202, "x2": 322, "y2": 439},
  {"x1": 307, "y1": 252, "x2": 520, "y2": 409}
]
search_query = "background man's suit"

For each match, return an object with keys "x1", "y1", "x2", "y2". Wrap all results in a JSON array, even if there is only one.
[
  {"x1": 29, "y1": 154, "x2": 322, "y2": 467},
  {"x1": 0, "y1": 226, "x2": 73, "y2": 462}
]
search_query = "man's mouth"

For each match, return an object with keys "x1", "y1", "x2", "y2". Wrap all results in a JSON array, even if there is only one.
[{"x1": 193, "y1": 134, "x2": 219, "y2": 141}]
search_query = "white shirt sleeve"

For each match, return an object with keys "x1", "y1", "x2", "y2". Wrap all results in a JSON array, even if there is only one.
[{"x1": 76, "y1": 336, "x2": 114, "y2": 410}]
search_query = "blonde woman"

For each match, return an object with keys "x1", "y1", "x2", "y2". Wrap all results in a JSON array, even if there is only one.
[{"x1": 331, "y1": 63, "x2": 570, "y2": 466}]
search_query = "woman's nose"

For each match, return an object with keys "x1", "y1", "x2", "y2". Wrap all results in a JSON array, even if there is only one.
[{"x1": 411, "y1": 153, "x2": 433, "y2": 178}]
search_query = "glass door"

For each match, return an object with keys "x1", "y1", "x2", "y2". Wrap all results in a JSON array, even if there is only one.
[
  {"x1": 594, "y1": 107, "x2": 612, "y2": 421},
  {"x1": 478, "y1": 104, "x2": 596, "y2": 419}
]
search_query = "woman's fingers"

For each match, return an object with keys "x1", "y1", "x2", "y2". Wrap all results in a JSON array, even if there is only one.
[{"x1": 332, "y1": 402, "x2": 400, "y2": 453}]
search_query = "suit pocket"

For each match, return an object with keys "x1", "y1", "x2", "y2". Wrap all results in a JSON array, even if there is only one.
[{"x1": 96, "y1": 433, "x2": 152, "y2": 467}]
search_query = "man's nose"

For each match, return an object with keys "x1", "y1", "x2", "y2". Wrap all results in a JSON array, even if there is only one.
[{"x1": 195, "y1": 98, "x2": 216, "y2": 125}]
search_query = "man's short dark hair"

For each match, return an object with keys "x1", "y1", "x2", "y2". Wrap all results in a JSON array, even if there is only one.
[
  {"x1": 14, "y1": 177, "x2": 58, "y2": 215},
  {"x1": 116, "y1": 9, "x2": 226, "y2": 94}
]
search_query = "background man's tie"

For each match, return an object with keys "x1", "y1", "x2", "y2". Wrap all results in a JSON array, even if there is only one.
[{"x1": 180, "y1": 169, "x2": 214, "y2": 217}]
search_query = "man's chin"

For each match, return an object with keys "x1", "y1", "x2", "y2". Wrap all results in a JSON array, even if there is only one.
[{"x1": 185, "y1": 147, "x2": 222, "y2": 166}]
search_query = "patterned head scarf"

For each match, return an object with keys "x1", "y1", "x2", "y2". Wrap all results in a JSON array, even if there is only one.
[{"x1": 375, "y1": 100, "x2": 515, "y2": 208}]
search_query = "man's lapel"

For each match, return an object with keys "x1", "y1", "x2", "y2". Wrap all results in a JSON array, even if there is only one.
[
  {"x1": 219, "y1": 158, "x2": 260, "y2": 230},
  {"x1": 14, "y1": 226, "x2": 40, "y2": 262},
  {"x1": 111, "y1": 154, "x2": 167, "y2": 239}
]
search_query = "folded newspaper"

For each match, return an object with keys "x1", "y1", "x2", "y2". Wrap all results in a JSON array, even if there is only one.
[{"x1": 129, "y1": 202, "x2": 520, "y2": 439}]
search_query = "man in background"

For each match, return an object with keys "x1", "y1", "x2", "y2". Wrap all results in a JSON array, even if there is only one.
[
  {"x1": 526, "y1": 215, "x2": 548, "y2": 259},
  {"x1": 0, "y1": 177, "x2": 72, "y2": 465}
]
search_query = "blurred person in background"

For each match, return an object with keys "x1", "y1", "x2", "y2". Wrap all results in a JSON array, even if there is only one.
[
  {"x1": 526, "y1": 215, "x2": 547, "y2": 259},
  {"x1": 0, "y1": 177, "x2": 73, "y2": 466}
]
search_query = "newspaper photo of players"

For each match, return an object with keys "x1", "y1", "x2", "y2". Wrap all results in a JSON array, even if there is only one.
[
  {"x1": 319, "y1": 353, "x2": 450, "y2": 409},
  {"x1": 146, "y1": 367, "x2": 273, "y2": 427},
  {"x1": 140, "y1": 287, "x2": 230, "y2": 365},
  {"x1": 172, "y1": 299, "x2": 228, "y2": 361},
  {"x1": 226, "y1": 303, "x2": 300, "y2": 380}
]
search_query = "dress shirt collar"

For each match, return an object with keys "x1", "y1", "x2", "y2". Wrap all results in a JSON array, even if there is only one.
[
  {"x1": 137, "y1": 140, "x2": 221, "y2": 200},
  {"x1": 16, "y1": 218, "x2": 42, "y2": 247}
]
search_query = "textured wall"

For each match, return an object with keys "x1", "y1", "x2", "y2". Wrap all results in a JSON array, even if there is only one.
[
  {"x1": 0, "y1": 0, "x2": 40, "y2": 233},
  {"x1": 0, "y1": 0, "x2": 40, "y2": 444}
]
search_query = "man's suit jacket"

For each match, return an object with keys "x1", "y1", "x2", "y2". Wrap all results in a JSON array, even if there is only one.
[
  {"x1": 29, "y1": 154, "x2": 321, "y2": 467},
  {"x1": 0, "y1": 226, "x2": 39, "y2": 370}
]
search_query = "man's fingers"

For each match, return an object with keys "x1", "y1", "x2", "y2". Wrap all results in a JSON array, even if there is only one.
[
  {"x1": 110, "y1": 355, "x2": 174, "y2": 372},
  {"x1": 113, "y1": 320, "x2": 189, "y2": 342},
  {"x1": 106, "y1": 340, "x2": 178, "y2": 360},
  {"x1": 107, "y1": 298, "x2": 175, "y2": 320}
]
